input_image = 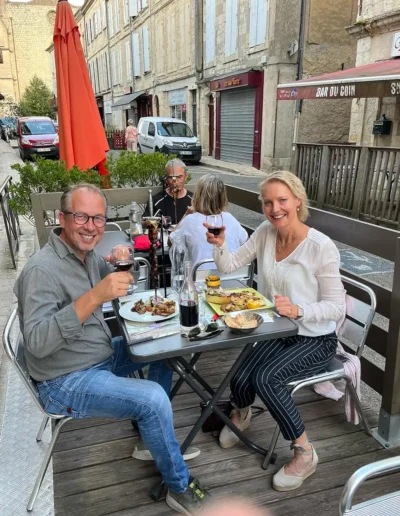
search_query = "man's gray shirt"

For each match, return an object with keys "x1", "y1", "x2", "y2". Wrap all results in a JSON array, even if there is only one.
[{"x1": 14, "y1": 228, "x2": 114, "y2": 382}]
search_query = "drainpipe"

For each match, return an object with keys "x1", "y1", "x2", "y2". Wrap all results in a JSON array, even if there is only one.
[
  {"x1": 292, "y1": 0, "x2": 307, "y2": 145},
  {"x1": 194, "y1": 0, "x2": 203, "y2": 81}
]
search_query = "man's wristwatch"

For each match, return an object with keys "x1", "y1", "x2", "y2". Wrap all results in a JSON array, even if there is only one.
[{"x1": 296, "y1": 305, "x2": 304, "y2": 319}]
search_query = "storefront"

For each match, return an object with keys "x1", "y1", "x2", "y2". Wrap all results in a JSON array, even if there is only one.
[
  {"x1": 168, "y1": 88, "x2": 187, "y2": 121},
  {"x1": 111, "y1": 91, "x2": 152, "y2": 126},
  {"x1": 210, "y1": 70, "x2": 264, "y2": 168}
]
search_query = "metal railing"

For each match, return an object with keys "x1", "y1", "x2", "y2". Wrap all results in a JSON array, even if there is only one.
[
  {"x1": 294, "y1": 143, "x2": 400, "y2": 228},
  {"x1": 0, "y1": 176, "x2": 21, "y2": 269}
]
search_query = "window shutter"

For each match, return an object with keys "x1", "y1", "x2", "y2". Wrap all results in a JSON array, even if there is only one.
[
  {"x1": 142, "y1": 26, "x2": 150, "y2": 72},
  {"x1": 108, "y1": 1, "x2": 114, "y2": 37},
  {"x1": 126, "y1": 40, "x2": 132, "y2": 79},
  {"x1": 250, "y1": 0, "x2": 267, "y2": 47},
  {"x1": 205, "y1": 0, "x2": 215, "y2": 64},
  {"x1": 141, "y1": 0, "x2": 148, "y2": 8},
  {"x1": 102, "y1": 2, "x2": 107, "y2": 29},
  {"x1": 129, "y1": 0, "x2": 138, "y2": 17},
  {"x1": 105, "y1": 52, "x2": 111, "y2": 89},
  {"x1": 132, "y1": 32, "x2": 141, "y2": 76},
  {"x1": 123, "y1": 0, "x2": 128, "y2": 25},
  {"x1": 111, "y1": 51, "x2": 116, "y2": 86},
  {"x1": 114, "y1": 0, "x2": 120, "y2": 33},
  {"x1": 117, "y1": 47, "x2": 123, "y2": 84},
  {"x1": 225, "y1": 0, "x2": 238, "y2": 57}
]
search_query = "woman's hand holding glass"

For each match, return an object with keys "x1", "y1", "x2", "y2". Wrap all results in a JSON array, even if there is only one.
[
  {"x1": 203, "y1": 221, "x2": 226, "y2": 247},
  {"x1": 274, "y1": 294, "x2": 299, "y2": 318}
]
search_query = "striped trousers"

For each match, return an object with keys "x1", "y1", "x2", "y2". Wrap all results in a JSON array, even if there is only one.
[{"x1": 230, "y1": 333, "x2": 337, "y2": 441}]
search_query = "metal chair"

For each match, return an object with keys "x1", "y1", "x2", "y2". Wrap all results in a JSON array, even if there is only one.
[
  {"x1": 3, "y1": 308, "x2": 73, "y2": 512},
  {"x1": 339, "y1": 455, "x2": 400, "y2": 515},
  {"x1": 105, "y1": 221, "x2": 122, "y2": 231},
  {"x1": 262, "y1": 275, "x2": 376, "y2": 470},
  {"x1": 192, "y1": 258, "x2": 255, "y2": 287}
]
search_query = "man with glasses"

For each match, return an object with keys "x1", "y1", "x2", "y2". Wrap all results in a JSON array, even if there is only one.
[
  {"x1": 14, "y1": 183, "x2": 210, "y2": 515},
  {"x1": 143, "y1": 158, "x2": 193, "y2": 224}
]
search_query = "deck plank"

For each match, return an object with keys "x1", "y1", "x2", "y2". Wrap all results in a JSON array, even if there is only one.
[{"x1": 52, "y1": 350, "x2": 397, "y2": 516}]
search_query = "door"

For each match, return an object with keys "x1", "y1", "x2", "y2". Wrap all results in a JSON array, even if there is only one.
[
  {"x1": 138, "y1": 120, "x2": 149, "y2": 153},
  {"x1": 208, "y1": 103, "x2": 214, "y2": 156},
  {"x1": 220, "y1": 88, "x2": 255, "y2": 165}
]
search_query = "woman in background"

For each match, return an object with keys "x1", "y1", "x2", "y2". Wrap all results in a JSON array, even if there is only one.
[{"x1": 125, "y1": 119, "x2": 138, "y2": 152}]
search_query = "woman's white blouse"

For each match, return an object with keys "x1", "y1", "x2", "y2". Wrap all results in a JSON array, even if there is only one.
[{"x1": 213, "y1": 221, "x2": 345, "y2": 337}]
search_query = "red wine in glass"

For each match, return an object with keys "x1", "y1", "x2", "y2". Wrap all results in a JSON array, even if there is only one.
[
  {"x1": 206, "y1": 214, "x2": 223, "y2": 236},
  {"x1": 115, "y1": 260, "x2": 134, "y2": 272},
  {"x1": 162, "y1": 215, "x2": 172, "y2": 232}
]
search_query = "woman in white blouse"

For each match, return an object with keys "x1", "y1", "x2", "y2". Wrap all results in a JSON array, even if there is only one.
[
  {"x1": 170, "y1": 174, "x2": 248, "y2": 271},
  {"x1": 204, "y1": 170, "x2": 345, "y2": 492}
]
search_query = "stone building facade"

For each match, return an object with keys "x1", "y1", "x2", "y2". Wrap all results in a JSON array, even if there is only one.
[
  {"x1": 0, "y1": 0, "x2": 77, "y2": 114},
  {"x1": 347, "y1": 0, "x2": 400, "y2": 147}
]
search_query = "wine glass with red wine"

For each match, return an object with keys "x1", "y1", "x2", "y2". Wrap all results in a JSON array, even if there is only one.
[
  {"x1": 162, "y1": 215, "x2": 172, "y2": 232},
  {"x1": 111, "y1": 245, "x2": 135, "y2": 295},
  {"x1": 206, "y1": 214, "x2": 223, "y2": 236}
]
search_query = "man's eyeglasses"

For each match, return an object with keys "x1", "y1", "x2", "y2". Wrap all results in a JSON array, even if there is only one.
[
  {"x1": 166, "y1": 174, "x2": 185, "y2": 180},
  {"x1": 63, "y1": 211, "x2": 107, "y2": 228}
]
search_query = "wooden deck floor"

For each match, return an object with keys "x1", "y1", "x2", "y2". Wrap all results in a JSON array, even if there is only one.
[{"x1": 53, "y1": 349, "x2": 400, "y2": 516}]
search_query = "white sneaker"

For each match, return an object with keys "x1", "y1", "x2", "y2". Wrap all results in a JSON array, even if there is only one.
[
  {"x1": 219, "y1": 407, "x2": 252, "y2": 449},
  {"x1": 132, "y1": 440, "x2": 201, "y2": 461}
]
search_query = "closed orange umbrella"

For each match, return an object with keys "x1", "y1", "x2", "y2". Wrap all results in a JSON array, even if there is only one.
[{"x1": 54, "y1": 0, "x2": 109, "y2": 172}]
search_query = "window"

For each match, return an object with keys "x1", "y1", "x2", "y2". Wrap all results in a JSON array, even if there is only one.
[
  {"x1": 148, "y1": 122, "x2": 155, "y2": 137},
  {"x1": 142, "y1": 26, "x2": 150, "y2": 72},
  {"x1": 129, "y1": 0, "x2": 138, "y2": 17},
  {"x1": 157, "y1": 121, "x2": 192, "y2": 137},
  {"x1": 131, "y1": 32, "x2": 141, "y2": 76},
  {"x1": 192, "y1": 90, "x2": 197, "y2": 136},
  {"x1": 249, "y1": 0, "x2": 267, "y2": 47},
  {"x1": 21, "y1": 121, "x2": 56, "y2": 135},
  {"x1": 114, "y1": 0, "x2": 120, "y2": 33},
  {"x1": 225, "y1": 0, "x2": 238, "y2": 57},
  {"x1": 0, "y1": 50, "x2": 3, "y2": 64},
  {"x1": 205, "y1": 0, "x2": 215, "y2": 64},
  {"x1": 89, "y1": 18, "x2": 93, "y2": 41},
  {"x1": 126, "y1": 40, "x2": 132, "y2": 79},
  {"x1": 108, "y1": 1, "x2": 114, "y2": 37}
]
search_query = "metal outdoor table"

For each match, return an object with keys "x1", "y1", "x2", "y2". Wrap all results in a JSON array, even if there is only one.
[{"x1": 112, "y1": 280, "x2": 298, "y2": 499}]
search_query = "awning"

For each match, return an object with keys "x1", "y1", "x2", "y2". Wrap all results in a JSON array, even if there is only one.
[
  {"x1": 277, "y1": 60, "x2": 400, "y2": 100},
  {"x1": 111, "y1": 91, "x2": 144, "y2": 111}
]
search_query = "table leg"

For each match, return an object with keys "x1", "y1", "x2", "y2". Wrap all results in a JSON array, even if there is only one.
[{"x1": 169, "y1": 353, "x2": 201, "y2": 401}]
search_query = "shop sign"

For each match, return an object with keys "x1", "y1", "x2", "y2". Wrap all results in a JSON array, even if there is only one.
[
  {"x1": 391, "y1": 32, "x2": 400, "y2": 58},
  {"x1": 104, "y1": 100, "x2": 112, "y2": 114},
  {"x1": 168, "y1": 88, "x2": 187, "y2": 106}
]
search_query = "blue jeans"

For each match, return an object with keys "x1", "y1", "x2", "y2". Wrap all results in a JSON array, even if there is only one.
[{"x1": 37, "y1": 337, "x2": 189, "y2": 493}]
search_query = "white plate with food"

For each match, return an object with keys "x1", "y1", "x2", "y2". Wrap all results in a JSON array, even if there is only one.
[{"x1": 119, "y1": 293, "x2": 179, "y2": 322}]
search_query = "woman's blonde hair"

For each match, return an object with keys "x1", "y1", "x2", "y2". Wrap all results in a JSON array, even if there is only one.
[
  {"x1": 192, "y1": 174, "x2": 228, "y2": 215},
  {"x1": 259, "y1": 170, "x2": 309, "y2": 222}
]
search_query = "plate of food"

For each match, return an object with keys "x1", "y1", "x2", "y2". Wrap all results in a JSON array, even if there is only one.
[
  {"x1": 206, "y1": 287, "x2": 274, "y2": 315},
  {"x1": 119, "y1": 293, "x2": 179, "y2": 322}
]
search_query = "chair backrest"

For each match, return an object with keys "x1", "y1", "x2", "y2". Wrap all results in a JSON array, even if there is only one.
[
  {"x1": 2, "y1": 309, "x2": 53, "y2": 417},
  {"x1": 339, "y1": 455, "x2": 400, "y2": 515},
  {"x1": 192, "y1": 258, "x2": 255, "y2": 287},
  {"x1": 105, "y1": 222, "x2": 122, "y2": 232},
  {"x1": 339, "y1": 275, "x2": 377, "y2": 358},
  {"x1": 134, "y1": 256, "x2": 151, "y2": 291}
]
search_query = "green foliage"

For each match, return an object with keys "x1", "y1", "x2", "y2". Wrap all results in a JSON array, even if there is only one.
[
  {"x1": 9, "y1": 158, "x2": 102, "y2": 217},
  {"x1": 106, "y1": 151, "x2": 179, "y2": 188},
  {"x1": 18, "y1": 76, "x2": 54, "y2": 118}
]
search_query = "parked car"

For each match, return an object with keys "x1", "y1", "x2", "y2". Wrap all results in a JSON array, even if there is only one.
[
  {"x1": 0, "y1": 117, "x2": 17, "y2": 143},
  {"x1": 17, "y1": 116, "x2": 59, "y2": 161},
  {"x1": 137, "y1": 117, "x2": 201, "y2": 163}
]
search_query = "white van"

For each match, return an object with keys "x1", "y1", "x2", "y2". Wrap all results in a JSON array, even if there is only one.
[{"x1": 137, "y1": 117, "x2": 201, "y2": 163}]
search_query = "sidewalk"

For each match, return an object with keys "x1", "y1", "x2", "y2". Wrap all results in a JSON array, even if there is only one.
[
  {"x1": 199, "y1": 155, "x2": 267, "y2": 177},
  {"x1": 0, "y1": 140, "x2": 51, "y2": 516}
]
